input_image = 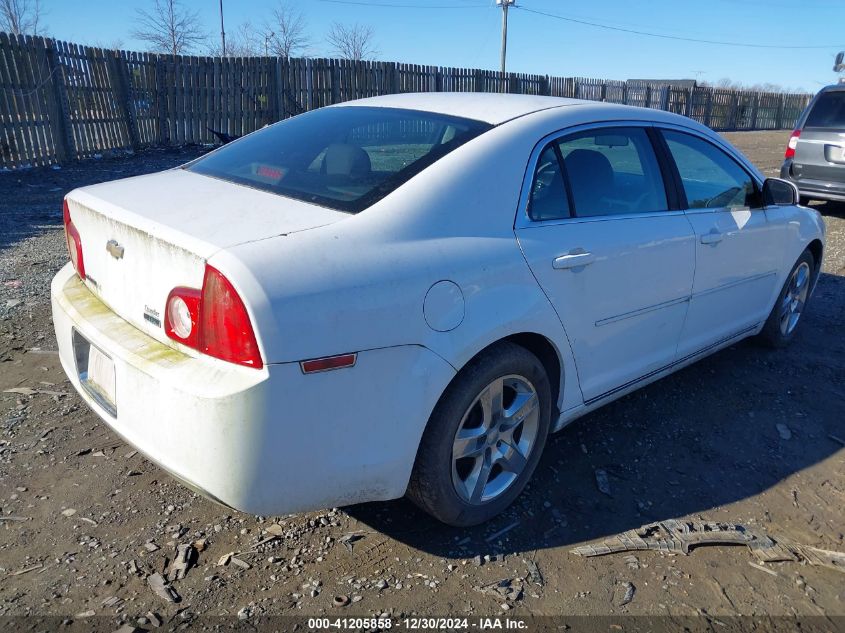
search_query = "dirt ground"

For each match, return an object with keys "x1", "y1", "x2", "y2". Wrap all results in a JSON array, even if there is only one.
[{"x1": 0, "y1": 132, "x2": 843, "y2": 631}]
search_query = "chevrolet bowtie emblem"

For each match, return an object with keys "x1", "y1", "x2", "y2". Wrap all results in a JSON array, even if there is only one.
[{"x1": 106, "y1": 239, "x2": 124, "y2": 259}]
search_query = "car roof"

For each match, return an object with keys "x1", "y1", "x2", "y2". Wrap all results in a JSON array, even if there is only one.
[
  {"x1": 819, "y1": 83, "x2": 845, "y2": 93},
  {"x1": 335, "y1": 92, "x2": 593, "y2": 125}
]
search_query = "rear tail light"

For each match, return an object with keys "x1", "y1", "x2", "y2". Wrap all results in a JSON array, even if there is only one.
[
  {"x1": 784, "y1": 130, "x2": 801, "y2": 159},
  {"x1": 164, "y1": 287, "x2": 201, "y2": 349},
  {"x1": 62, "y1": 199, "x2": 86, "y2": 280},
  {"x1": 164, "y1": 265, "x2": 263, "y2": 369}
]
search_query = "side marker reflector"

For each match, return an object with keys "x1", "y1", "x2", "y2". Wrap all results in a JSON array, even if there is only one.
[{"x1": 300, "y1": 353, "x2": 357, "y2": 374}]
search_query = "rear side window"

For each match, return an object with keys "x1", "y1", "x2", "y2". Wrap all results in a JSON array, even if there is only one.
[
  {"x1": 555, "y1": 127, "x2": 668, "y2": 217},
  {"x1": 187, "y1": 107, "x2": 491, "y2": 213},
  {"x1": 528, "y1": 145, "x2": 570, "y2": 221},
  {"x1": 805, "y1": 91, "x2": 845, "y2": 129},
  {"x1": 662, "y1": 130, "x2": 760, "y2": 209}
]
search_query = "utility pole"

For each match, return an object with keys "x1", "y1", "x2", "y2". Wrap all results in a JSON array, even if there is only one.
[
  {"x1": 219, "y1": 0, "x2": 226, "y2": 57},
  {"x1": 497, "y1": 0, "x2": 516, "y2": 75}
]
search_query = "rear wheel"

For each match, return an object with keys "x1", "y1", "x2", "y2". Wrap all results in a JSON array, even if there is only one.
[
  {"x1": 407, "y1": 342, "x2": 551, "y2": 526},
  {"x1": 756, "y1": 249, "x2": 814, "y2": 348}
]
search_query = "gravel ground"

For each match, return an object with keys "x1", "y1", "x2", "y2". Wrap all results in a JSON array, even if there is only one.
[{"x1": 0, "y1": 132, "x2": 843, "y2": 630}]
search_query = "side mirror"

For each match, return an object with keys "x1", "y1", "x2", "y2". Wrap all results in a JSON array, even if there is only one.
[{"x1": 763, "y1": 178, "x2": 798, "y2": 206}]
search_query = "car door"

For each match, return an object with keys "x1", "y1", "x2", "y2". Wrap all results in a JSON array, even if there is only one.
[
  {"x1": 515, "y1": 124, "x2": 696, "y2": 404},
  {"x1": 658, "y1": 128, "x2": 783, "y2": 358}
]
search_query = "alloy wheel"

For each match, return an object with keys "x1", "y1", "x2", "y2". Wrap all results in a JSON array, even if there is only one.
[
  {"x1": 451, "y1": 374, "x2": 540, "y2": 505},
  {"x1": 779, "y1": 261, "x2": 811, "y2": 336}
]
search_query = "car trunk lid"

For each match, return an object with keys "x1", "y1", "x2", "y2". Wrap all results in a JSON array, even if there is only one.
[{"x1": 66, "y1": 168, "x2": 346, "y2": 348}]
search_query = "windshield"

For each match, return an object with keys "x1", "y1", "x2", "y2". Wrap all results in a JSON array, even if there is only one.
[
  {"x1": 805, "y1": 91, "x2": 845, "y2": 129},
  {"x1": 187, "y1": 106, "x2": 491, "y2": 213}
]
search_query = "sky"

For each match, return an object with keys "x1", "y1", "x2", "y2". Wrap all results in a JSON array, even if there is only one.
[{"x1": 34, "y1": 0, "x2": 845, "y2": 93}]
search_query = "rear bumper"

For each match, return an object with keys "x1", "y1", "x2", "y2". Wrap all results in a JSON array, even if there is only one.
[
  {"x1": 51, "y1": 264, "x2": 455, "y2": 515},
  {"x1": 781, "y1": 160, "x2": 845, "y2": 202}
]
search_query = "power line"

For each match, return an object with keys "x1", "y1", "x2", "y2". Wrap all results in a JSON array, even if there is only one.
[{"x1": 517, "y1": 6, "x2": 844, "y2": 50}]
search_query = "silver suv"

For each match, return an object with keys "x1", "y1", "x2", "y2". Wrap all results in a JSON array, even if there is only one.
[{"x1": 780, "y1": 84, "x2": 845, "y2": 203}]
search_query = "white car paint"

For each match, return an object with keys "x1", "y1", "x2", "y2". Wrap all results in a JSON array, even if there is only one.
[{"x1": 51, "y1": 93, "x2": 825, "y2": 516}]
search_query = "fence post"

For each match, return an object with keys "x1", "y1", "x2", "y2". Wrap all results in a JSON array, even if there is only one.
[
  {"x1": 750, "y1": 93, "x2": 760, "y2": 130},
  {"x1": 107, "y1": 51, "x2": 140, "y2": 151},
  {"x1": 661, "y1": 86, "x2": 670, "y2": 111},
  {"x1": 730, "y1": 92, "x2": 740, "y2": 130},
  {"x1": 704, "y1": 89, "x2": 713, "y2": 128},
  {"x1": 600, "y1": 81, "x2": 607, "y2": 102},
  {"x1": 275, "y1": 57, "x2": 286, "y2": 116},
  {"x1": 776, "y1": 94, "x2": 785, "y2": 129},
  {"x1": 684, "y1": 87, "x2": 693, "y2": 117},
  {"x1": 155, "y1": 56, "x2": 168, "y2": 144},
  {"x1": 330, "y1": 60, "x2": 340, "y2": 103},
  {"x1": 474, "y1": 69, "x2": 484, "y2": 93},
  {"x1": 542, "y1": 75, "x2": 550, "y2": 96},
  {"x1": 41, "y1": 39, "x2": 74, "y2": 162},
  {"x1": 390, "y1": 62, "x2": 400, "y2": 94}
]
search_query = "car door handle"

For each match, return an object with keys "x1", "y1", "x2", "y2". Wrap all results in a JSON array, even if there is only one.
[
  {"x1": 700, "y1": 232, "x2": 724, "y2": 245},
  {"x1": 553, "y1": 252, "x2": 595, "y2": 269}
]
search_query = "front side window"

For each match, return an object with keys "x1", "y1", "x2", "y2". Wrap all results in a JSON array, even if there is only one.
[
  {"x1": 528, "y1": 145, "x2": 570, "y2": 221},
  {"x1": 805, "y1": 91, "x2": 845, "y2": 129},
  {"x1": 555, "y1": 127, "x2": 668, "y2": 217},
  {"x1": 187, "y1": 107, "x2": 491, "y2": 213},
  {"x1": 662, "y1": 130, "x2": 760, "y2": 210}
]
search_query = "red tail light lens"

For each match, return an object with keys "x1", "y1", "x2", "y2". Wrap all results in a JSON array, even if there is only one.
[
  {"x1": 199, "y1": 266, "x2": 262, "y2": 368},
  {"x1": 164, "y1": 265, "x2": 263, "y2": 369},
  {"x1": 784, "y1": 130, "x2": 801, "y2": 159},
  {"x1": 62, "y1": 199, "x2": 86, "y2": 280}
]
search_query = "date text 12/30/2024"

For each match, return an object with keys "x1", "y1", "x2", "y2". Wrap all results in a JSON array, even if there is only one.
[{"x1": 307, "y1": 617, "x2": 529, "y2": 630}]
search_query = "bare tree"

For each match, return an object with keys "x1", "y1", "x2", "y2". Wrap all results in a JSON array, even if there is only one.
[
  {"x1": 208, "y1": 21, "x2": 262, "y2": 57},
  {"x1": 91, "y1": 38, "x2": 126, "y2": 52},
  {"x1": 0, "y1": 0, "x2": 42, "y2": 35},
  {"x1": 132, "y1": 0, "x2": 205, "y2": 55},
  {"x1": 326, "y1": 22, "x2": 377, "y2": 61},
  {"x1": 266, "y1": 2, "x2": 309, "y2": 58}
]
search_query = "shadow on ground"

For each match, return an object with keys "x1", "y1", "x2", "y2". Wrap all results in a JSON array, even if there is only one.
[
  {"x1": 0, "y1": 147, "x2": 206, "y2": 250},
  {"x1": 345, "y1": 272, "x2": 845, "y2": 558}
]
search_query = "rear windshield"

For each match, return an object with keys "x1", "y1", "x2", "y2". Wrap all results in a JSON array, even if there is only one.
[
  {"x1": 187, "y1": 106, "x2": 491, "y2": 213},
  {"x1": 805, "y1": 91, "x2": 845, "y2": 129}
]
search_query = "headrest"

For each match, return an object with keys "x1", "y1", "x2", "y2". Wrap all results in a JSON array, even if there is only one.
[
  {"x1": 564, "y1": 149, "x2": 614, "y2": 188},
  {"x1": 322, "y1": 144, "x2": 372, "y2": 178}
]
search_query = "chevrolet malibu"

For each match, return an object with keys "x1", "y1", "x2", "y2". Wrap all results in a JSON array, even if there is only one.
[{"x1": 52, "y1": 93, "x2": 825, "y2": 526}]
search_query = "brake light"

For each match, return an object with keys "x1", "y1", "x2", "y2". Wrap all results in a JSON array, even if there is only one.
[
  {"x1": 164, "y1": 265, "x2": 263, "y2": 369},
  {"x1": 785, "y1": 130, "x2": 801, "y2": 159},
  {"x1": 62, "y1": 199, "x2": 86, "y2": 280}
]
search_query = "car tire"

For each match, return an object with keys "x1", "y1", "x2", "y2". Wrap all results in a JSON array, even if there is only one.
[
  {"x1": 407, "y1": 342, "x2": 552, "y2": 527},
  {"x1": 756, "y1": 249, "x2": 815, "y2": 348}
]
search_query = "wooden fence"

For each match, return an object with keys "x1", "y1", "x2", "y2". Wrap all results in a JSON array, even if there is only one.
[{"x1": 0, "y1": 32, "x2": 813, "y2": 170}]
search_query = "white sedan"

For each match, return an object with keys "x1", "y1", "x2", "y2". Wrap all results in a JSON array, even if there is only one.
[{"x1": 52, "y1": 93, "x2": 824, "y2": 526}]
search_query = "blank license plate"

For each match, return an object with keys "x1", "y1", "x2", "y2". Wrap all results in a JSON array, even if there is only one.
[
  {"x1": 73, "y1": 329, "x2": 117, "y2": 416},
  {"x1": 87, "y1": 345, "x2": 116, "y2": 405}
]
